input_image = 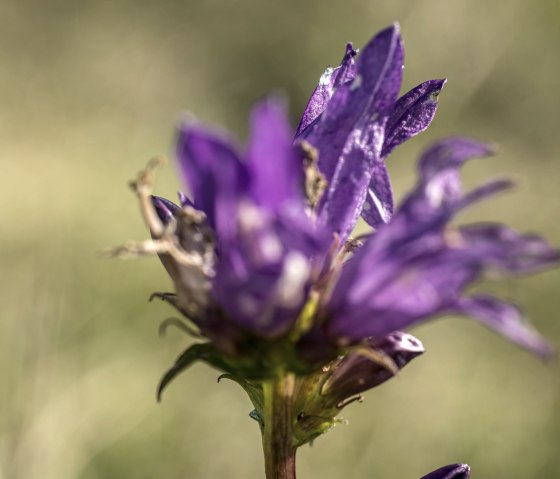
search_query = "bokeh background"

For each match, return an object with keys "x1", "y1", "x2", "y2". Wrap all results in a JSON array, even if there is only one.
[{"x1": 2, "y1": 0, "x2": 560, "y2": 478}]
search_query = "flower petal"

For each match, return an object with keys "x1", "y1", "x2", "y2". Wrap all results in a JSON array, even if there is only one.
[
  {"x1": 308, "y1": 24, "x2": 404, "y2": 240},
  {"x1": 328, "y1": 218, "x2": 558, "y2": 350},
  {"x1": 176, "y1": 124, "x2": 248, "y2": 241},
  {"x1": 420, "y1": 464, "x2": 470, "y2": 479},
  {"x1": 295, "y1": 43, "x2": 357, "y2": 138},
  {"x1": 361, "y1": 79, "x2": 446, "y2": 228},
  {"x1": 246, "y1": 98, "x2": 304, "y2": 212},
  {"x1": 396, "y1": 137, "x2": 495, "y2": 233},
  {"x1": 382, "y1": 79, "x2": 446, "y2": 158},
  {"x1": 458, "y1": 222, "x2": 560, "y2": 273},
  {"x1": 317, "y1": 118, "x2": 388, "y2": 241},
  {"x1": 328, "y1": 248, "x2": 479, "y2": 342},
  {"x1": 453, "y1": 295, "x2": 554, "y2": 359},
  {"x1": 360, "y1": 159, "x2": 394, "y2": 228},
  {"x1": 417, "y1": 137, "x2": 493, "y2": 206},
  {"x1": 214, "y1": 205, "x2": 324, "y2": 337}
]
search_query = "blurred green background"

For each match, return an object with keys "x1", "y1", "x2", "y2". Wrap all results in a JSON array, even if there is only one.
[{"x1": 2, "y1": 0, "x2": 560, "y2": 478}]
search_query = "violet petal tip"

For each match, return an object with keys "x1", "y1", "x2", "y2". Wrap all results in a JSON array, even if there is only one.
[{"x1": 420, "y1": 463, "x2": 470, "y2": 479}]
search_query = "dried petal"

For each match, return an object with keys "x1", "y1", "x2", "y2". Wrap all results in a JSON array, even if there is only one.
[{"x1": 151, "y1": 195, "x2": 180, "y2": 224}]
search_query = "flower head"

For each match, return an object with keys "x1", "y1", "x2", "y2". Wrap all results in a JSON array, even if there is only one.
[{"x1": 123, "y1": 25, "x2": 558, "y2": 414}]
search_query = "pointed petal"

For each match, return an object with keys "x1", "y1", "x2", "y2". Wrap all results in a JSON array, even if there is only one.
[
  {"x1": 457, "y1": 223, "x2": 560, "y2": 273},
  {"x1": 176, "y1": 124, "x2": 248, "y2": 240},
  {"x1": 318, "y1": 118, "x2": 387, "y2": 240},
  {"x1": 295, "y1": 43, "x2": 357, "y2": 138},
  {"x1": 361, "y1": 79, "x2": 447, "y2": 228},
  {"x1": 308, "y1": 24, "x2": 404, "y2": 239},
  {"x1": 417, "y1": 137, "x2": 493, "y2": 206},
  {"x1": 419, "y1": 138, "x2": 493, "y2": 179},
  {"x1": 246, "y1": 98, "x2": 304, "y2": 211},
  {"x1": 459, "y1": 178, "x2": 514, "y2": 209},
  {"x1": 396, "y1": 137, "x2": 495, "y2": 230},
  {"x1": 314, "y1": 24, "x2": 404, "y2": 183},
  {"x1": 454, "y1": 295, "x2": 553, "y2": 358},
  {"x1": 381, "y1": 79, "x2": 446, "y2": 158},
  {"x1": 420, "y1": 464, "x2": 470, "y2": 479},
  {"x1": 361, "y1": 159, "x2": 394, "y2": 227}
]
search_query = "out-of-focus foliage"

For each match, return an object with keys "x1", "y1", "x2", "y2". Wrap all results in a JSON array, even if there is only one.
[{"x1": 1, "y1": 1, "x2": 559, "y2": 478}]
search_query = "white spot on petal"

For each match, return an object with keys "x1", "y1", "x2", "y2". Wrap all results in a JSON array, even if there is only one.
[
  {"x1": 319, "y1": 67, "x2": 335, "y2": 87},
  {"x1": 237, "y1": 294, "x2": 260, "y2": 317},
  {"x1": 350, "y1": 74, "x2": 362, "y2": 91},
  {"x1": 397, "y1": 333, "x2": 425, "y2": 353},
  {"x1": 426, "y1": 180, "x2": 444, "y2": 208},
  {"x1": 260, "y1": 234, "x2": 283, "y2": 262},
  {"x1": 276, "y1": 252, "x2": 310, "y2": 308},
  {"x1": 238, "y1": 201, "x2": 264, "y2": 230}
]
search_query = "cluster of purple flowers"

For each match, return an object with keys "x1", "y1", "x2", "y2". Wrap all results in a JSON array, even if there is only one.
[{"x1": 137, "y1": 23, "x2": 558, "y2": 478}]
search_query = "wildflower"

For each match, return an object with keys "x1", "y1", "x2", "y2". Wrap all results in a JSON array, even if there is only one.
[
  {"x1": 118, "y1": 22, "x2": 558, "y2": 453},
  {"x1": 146, "y1": 24, "x2": 455, "y2": 367}
]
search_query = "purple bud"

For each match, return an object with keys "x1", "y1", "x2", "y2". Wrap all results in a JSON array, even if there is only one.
[
  {"x1": 420, "y1": 464, "x2": 470, "y2": 479},
  {"x1": 322, "y1": 332, "x2": 425, "y2": 404}
]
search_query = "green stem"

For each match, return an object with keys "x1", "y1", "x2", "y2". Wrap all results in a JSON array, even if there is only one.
[{"x1": 262, "y1": 372, "x2": 297, "y2": 479}]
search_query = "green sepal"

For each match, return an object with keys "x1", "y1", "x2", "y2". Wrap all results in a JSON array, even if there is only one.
[
  {"x1": 290, "y1": 369, "x2": 339, "y2": 447},
  {"x1": 217, "y1": 373, "x2": 264, "y2": 415},
  {"x1": 157, "y1": 342, "x2": 231, "y2": 401}
]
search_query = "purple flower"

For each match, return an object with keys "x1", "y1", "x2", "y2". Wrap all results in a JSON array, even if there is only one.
[{"x1": 144, "y1": 25, "x2": 557, "y2": 399}]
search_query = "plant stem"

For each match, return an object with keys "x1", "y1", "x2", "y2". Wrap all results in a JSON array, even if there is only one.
[{"x1": 262, "y1": 372, "x2": 297, "y2": 479}]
